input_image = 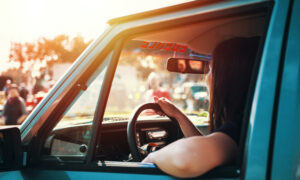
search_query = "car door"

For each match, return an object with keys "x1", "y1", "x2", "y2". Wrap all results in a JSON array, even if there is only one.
[
  {"x1": 241, "y1": 0, "x2": 293, "y2": 179},
  {"x1": 1, "y1": 0, "x2": 290, "y2": 179},
  {"x1": 269, "y1": 0, "x2": 300, "y2": 179}
]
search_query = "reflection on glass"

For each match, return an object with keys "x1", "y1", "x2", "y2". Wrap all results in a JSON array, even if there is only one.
[
  {"x1": 178, "y1": 59, "x2": 187, "y2": 72},
  {"x1": 189, "y1": 60, "x2": 202, "y2": 71}
]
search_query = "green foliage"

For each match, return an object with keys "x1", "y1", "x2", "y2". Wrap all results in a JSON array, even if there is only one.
[{"x1": 199, "y1": 111, "x2": 208, "y2": 117}]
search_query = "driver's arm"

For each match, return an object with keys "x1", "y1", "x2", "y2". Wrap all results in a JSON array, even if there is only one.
[
  {"x1": 155, "y1": 97, "x2": 202, "y2": 137},
  {"x1": 142, "y1": 132, "x2": 238, "y2": 178}
]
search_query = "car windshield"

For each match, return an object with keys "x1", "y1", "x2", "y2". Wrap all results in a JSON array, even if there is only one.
[{"x1": 103, "y1": 40, "x2": 210, "y2": 125}]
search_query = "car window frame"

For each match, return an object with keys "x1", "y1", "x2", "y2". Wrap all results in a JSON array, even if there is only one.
[
  {"x1": 242, "y1": 0, "x2": 293, "y2": 179},
  {"x1": 269, "y1": 0, "x2": 300, "y2": 179},
  {"x1": 89, "y1": 0, "x2": 272, "y2": 177},
  {"x1": 27, "y1": 1, "x2": 274, "y2": 179}
]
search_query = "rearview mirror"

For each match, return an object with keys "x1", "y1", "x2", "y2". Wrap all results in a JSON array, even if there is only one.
[{"x1": 167, "y1": 58, "x2": 210, "y2": 74}]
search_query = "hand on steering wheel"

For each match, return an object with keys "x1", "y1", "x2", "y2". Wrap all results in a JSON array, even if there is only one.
[{"x1": 127, "y1": 103, "x2": 178, "y2": 162}]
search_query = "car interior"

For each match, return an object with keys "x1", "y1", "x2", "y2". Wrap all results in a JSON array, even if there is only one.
[{"x1": 38, "y1": 5, "x2": 269, "y2": 177}]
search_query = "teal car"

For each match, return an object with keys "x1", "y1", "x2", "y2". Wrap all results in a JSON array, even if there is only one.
[{"x1": 0, "y1": 0, "x2": 299, "y2": 179}]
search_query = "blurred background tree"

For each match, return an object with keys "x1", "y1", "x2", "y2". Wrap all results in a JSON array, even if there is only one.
[
  {"x1": 4, "y1": 34, "x2": 92, "y2": 84},
  {"x1": 9, "y1": 34, "x2": 92, "y2": 64}
]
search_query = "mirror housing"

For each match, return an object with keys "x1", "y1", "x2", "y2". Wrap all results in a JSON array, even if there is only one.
[
  {"x1": 167, "y1": 58, "x2": 210, "y2": 74},
  {"x1": 0, "y1": 127, "x2": 23, "y2": 170}
]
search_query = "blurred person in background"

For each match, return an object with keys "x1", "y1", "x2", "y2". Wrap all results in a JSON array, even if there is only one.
[
  {"x1": 3, "y1": 79, "x2": 12, "y2": 97},
  {"x1": 145, "y1": 72, "x2": 171, "y2": 102},
  {"x1": 33, "y1": 77, "x2": 44, "y2": 95},
  {"x1": 19, "y1": 83, "x2": 29, "y2": 101},
  {"x1": 3, "y1": 84, "x2": 27, "y2": 125},
  {"x1": 144, "y1": 72, "x2": 171, "y2": 116}
]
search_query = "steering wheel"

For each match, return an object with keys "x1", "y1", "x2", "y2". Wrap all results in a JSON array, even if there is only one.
[{"x1": 127, "y1": 103, "x2": 178, "y2": 162}]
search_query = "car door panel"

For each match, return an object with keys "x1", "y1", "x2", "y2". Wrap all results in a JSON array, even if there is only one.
[{"x1": 242, "y1": 0, "x2": 291, "y2": 179}]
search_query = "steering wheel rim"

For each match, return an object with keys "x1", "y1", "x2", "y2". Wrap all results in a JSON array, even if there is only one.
[{"x1": 127, "y1": 103, "x2": 175, "y2": 162}]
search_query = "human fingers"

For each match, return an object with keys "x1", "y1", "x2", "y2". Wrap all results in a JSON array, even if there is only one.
[
  {"x1": 156, "y1": 98, "x2": 176, "y2": 117},
  {"x1": 153, "y1": 97, "x2": 166, "y2": 116},
  {"x1": 153, "y1": 103, "x2": 165, "y2": 116},
  {"x1": 156, "y1": 98, "x2": 167, "y2": 110},
  {"x1": 157, "y1": 97, "x2": 172, "y2": 107},
  {"x1": 155, "y1": 110, "x2": 165, "y2": 116}
]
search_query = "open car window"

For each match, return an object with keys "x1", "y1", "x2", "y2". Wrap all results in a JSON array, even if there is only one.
[{"x1": 101, "y1": 7, "x2": 268, "y2": 164}]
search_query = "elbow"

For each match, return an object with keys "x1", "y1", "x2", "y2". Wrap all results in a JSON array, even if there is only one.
[
  {"x1": 152, "y1": 135, "x2": 234, "y2": 178},
  {"x1": 166, "y1": 151, "x2": 210, "y2": 178},
  {"x1": 170, "y1": 156, "x2": 223, "y2": 178},
  {"x1": 153, "y1": 147, "x2": 203, "y2": 178},
  {"x1": 169, "y1": 158, "x2": 206, "y2": 178},
  {"x1": 163, "y1": 143, "x2": 225, "y2": 178},
  {"x1": 171, "y1": 157, "x2": 190, "y2": 173}
]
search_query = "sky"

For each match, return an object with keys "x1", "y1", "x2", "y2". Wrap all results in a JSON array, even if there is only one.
[{"x1": 0, "y1": 0, "x2": 192, "y2": 73}]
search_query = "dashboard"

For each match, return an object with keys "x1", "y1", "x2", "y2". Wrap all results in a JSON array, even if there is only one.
[{"x1": 42, "y1": 118, "x2": 184, "y2": 161}]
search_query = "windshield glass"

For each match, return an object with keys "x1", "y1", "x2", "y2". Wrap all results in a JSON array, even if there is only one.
[{"x1": 104, "y1": 40, "x2": 210, "y2": 125}]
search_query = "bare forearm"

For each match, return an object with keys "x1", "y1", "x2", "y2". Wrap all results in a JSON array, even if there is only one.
[
  {"x1": 174, "y1": 111, "x2": 202, "y2": 137},
  {"x1": 143, "y1": 133, "x2": 238, "y2": 178},
  {"x1": 154, "y1": 97, "x2": 202, "y2": 137},
  {"x1": 143, "y1": 138, "x2": 200, "y2": 177}
]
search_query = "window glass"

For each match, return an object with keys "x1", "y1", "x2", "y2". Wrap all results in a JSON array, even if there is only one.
[
  {"x1": 104, "y1": 40, "x2": 210, "y2": 126},
  {"x1": 42, "y1": 56, "x2": 109, "y2": 157}
]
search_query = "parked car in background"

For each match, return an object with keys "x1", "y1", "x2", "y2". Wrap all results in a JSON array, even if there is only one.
[
  {"x1": 173, "y1": 82, "x2": 209, "y2": 112},
  {"x1": 184, "y1": 82, "x2": 209, "y2": 111}
]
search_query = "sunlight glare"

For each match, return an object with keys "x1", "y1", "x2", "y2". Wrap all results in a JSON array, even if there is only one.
[{"x1": 0, "y1": 0, "x2": 193, "y2": 73}]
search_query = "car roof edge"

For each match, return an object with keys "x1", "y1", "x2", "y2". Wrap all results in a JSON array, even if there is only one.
[{"x1": 107, "y1": 0, "x2": 222, "y2": 25}]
